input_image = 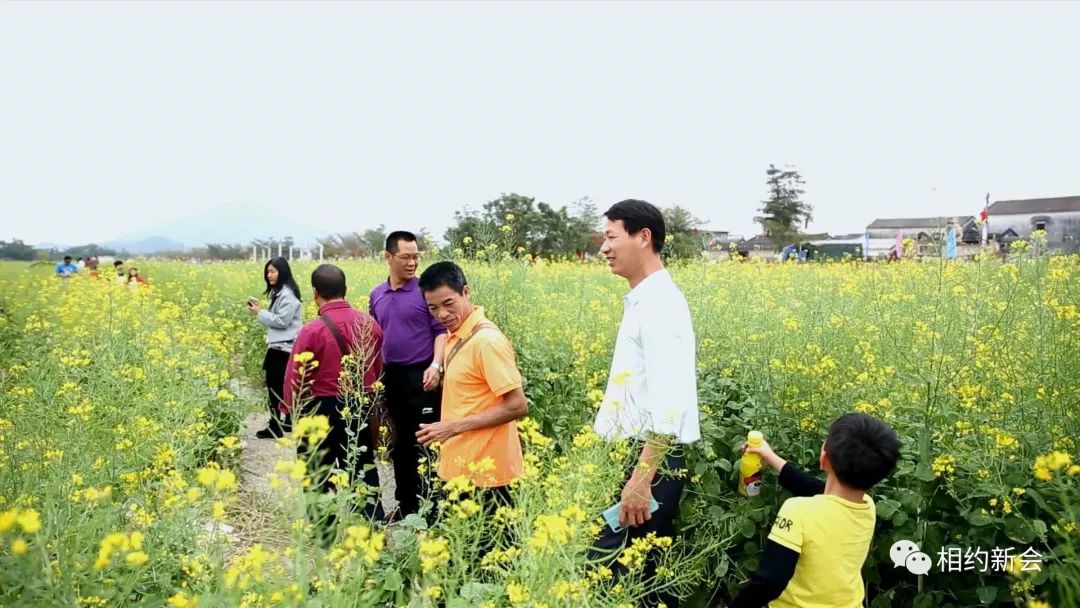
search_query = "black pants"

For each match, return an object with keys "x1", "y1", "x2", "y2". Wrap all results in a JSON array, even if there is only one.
[
  {"x1": 429, "y1": 484, "x2": 512, "y2": 558},
  {"x1": 262, "y1": 348, "x2": 291, "y2": 430},
  {"x1": 592, "y1": 446, "x2": 686, "y2": 608},
  {"x1": 297, "y1": 395, "x2": 383, "y2": 520},
  {"x1": 383, "y1": 361, "x2": 442, "y2": 516}
]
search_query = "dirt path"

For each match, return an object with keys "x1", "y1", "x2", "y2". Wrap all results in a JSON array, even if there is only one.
[
  {"x1": 220, "y1": 373, "x2": 399, "y2": 557},
  {"x1": 237, "y1": 410, "x2": 398, "y2": 511}
]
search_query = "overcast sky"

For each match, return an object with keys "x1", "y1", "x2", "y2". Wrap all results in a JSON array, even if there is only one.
[{"x1": 3, "y1": 1, "x2": 1079, "y2": 246}]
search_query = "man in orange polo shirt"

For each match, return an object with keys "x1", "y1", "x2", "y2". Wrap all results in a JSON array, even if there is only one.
[{"x1": 415, "y1": 261, "x2": 527, "y2": 505}]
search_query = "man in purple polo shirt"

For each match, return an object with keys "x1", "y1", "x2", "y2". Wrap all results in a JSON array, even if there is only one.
[{"x1": 369, "y1": 230, "x2": 447, "y2": 518}]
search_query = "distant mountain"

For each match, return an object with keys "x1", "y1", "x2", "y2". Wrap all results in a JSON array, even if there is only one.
[
  {"x1": 106, "y1": 236, "x2": 185, "y2": 255},
  {"x1": 105, "y1": 203, "x2": 332, "y2": 253}
]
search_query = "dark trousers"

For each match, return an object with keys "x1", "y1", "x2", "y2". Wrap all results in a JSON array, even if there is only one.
[
  {"x1": 429, "y1": 484, "x2": 512, "y2": 556},
  {"x1": 262, "y1": 348, "x2": 291, "y2": 431},
  {"x1": 592, "y1": 447, "x2": 686, "y2": 608},
  {"x1": 297, "y1": 395, "x2": 383, "y2": 520},
  {"x1": 383, "y1": 361, "x2": 442, "y2": 516}
]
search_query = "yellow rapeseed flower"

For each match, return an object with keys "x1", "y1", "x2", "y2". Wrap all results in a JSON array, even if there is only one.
[{"x1": 11, "y1": 538, "x2": 28, "y2": 556}]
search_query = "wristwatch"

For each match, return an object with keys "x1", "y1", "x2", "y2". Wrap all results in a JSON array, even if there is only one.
[{"x1": 430, "y1": 362, "x2": 444, "y2": 374}]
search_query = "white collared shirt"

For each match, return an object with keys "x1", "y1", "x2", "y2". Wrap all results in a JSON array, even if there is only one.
[{"x1": 594, "y1": 268, "x2": 701, "y2": 444}]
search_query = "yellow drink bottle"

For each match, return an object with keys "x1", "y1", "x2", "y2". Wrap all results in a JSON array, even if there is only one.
[{"x1": 739, "y1": 431, "x2": 765, "y2": 497}]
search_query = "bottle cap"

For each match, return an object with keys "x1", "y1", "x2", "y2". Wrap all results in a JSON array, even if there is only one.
[{"x1": 747, "y1": 430, "x2": 764, "y2": 445}]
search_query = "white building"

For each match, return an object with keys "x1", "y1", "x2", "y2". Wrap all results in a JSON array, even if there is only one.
[
  {"x1": 864, "y1": 216, "x2": 980, "y2": 258},
  {"x1": 987, "y1": 196, "x2": 1080, "y2": 252}
]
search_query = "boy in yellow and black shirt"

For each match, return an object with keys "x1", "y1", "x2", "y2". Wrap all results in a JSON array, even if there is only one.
[{"x1": 731, "y1": 413, "x2": 900, "y2": 608}]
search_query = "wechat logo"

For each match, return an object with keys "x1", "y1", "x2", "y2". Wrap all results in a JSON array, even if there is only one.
[{"x1": 891, "y1": 540, "x2": 932, "y2": 576}]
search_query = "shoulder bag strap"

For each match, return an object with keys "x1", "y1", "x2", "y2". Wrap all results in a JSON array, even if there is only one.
[
  {"x1": 319, "y1": 314, "x2": 353, "y2": 357},
  {"x1": 444, "y1": 322, "x2": 499, "y2": 370}
]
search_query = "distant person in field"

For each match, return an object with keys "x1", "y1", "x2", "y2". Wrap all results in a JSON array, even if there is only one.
[
  {"x1": 55, "y1": 256, "x2": 78, "y2": 278},
  {"x1": 592, "y1": 199, "x2": 701, "y2": 608},
  {"x1": 114, "y1": 260, "x2": 125, "y2": 282},
  {"x1": 417, "y1": 261, "x2": 527, "y2": 508},
  {"x1": 369, "y1": 231, "x2": 446, "y2": 519},
  {"x1": 248, "y1": 257, "x2": 304, "y2": 439},
  {"x1": 127, "y1": 267, "x2": 148, "y2": 287},
  {"x1": 282, "y1": 264, "x2": 386, "y2": 519}
]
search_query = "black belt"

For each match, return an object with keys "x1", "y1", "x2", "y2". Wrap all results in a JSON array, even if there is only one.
[{"x1": 385, "y1": 360, "x2": 433, "y2": 369}]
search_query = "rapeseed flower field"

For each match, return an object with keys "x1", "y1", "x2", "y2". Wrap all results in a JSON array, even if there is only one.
[{"x1": 1, "y1": 249, "x2": 1078, "y2": 607}]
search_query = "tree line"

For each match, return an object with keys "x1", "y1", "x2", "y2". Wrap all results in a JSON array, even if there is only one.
[{"x1": 3, "y1": 166, "x2": 812, "y2": 261}]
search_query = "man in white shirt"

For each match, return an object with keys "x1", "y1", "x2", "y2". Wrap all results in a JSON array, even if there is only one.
[{"x1": 592, "y1": 199, "x2": 701, "y2": 608}]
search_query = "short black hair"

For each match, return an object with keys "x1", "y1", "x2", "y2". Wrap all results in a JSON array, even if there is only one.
[
  {"x1": 114, "y1": 260, "x2": 123, "y2": 267},
  {"x1": 311, "y1": 264, "x2": 347, "y2": 300},
  {"x1": 64, "y1": 255, "x2": 72, "y2": 261},
  {"x1": 825, "y1": 413, "x2": 900, "y2": 491},
  {"x1": 386, "y1": 231, "x2": 417, "y2": 254},
  {"x1": 603, "y1": 199, "x2": 666, "y2": 253},
  {"x1": 418, "y1": 261, "x2": 467, "y2": 294}
]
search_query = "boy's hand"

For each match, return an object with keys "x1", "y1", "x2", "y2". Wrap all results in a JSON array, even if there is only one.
[{"x1": 742, "y1": 438, "x2": 787, "y2": 472}]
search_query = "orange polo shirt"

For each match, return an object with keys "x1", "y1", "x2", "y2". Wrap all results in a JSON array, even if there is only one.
[{"x1": 439, "y1": 307, "x2": 523, "y2": 487}]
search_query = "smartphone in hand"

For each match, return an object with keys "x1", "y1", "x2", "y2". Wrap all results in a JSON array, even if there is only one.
[{"x1": 602, "y1": 497, "x2": 660, "y2": 533}]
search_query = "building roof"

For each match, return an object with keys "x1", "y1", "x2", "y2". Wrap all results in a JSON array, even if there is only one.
[
  {"x1": 738, "y1": 233, "x2": 830, "y2": 249},
  {"x1": 867, "y1": 217, "x2": 975, "y2": 230},
  {"x1": 987, "y1": 196, "x2": 1080, "y2": 215}
]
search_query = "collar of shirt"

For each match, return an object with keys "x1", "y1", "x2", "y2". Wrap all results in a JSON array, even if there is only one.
[
  {"x1": 624, "y1": 268, "x2": 673, "y2": 306},
  {"x1": 380, "y1": 276, "x2": 418, "y2": 293},
  {"x1": 450, "y1": 307, "x2": 487, "y2": 340},
  {"x1": 318, "y1": 300, "x2": 352, "y2": 315}
]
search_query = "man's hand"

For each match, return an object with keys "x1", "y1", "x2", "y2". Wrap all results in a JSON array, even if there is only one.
[
  {"x1": 422, "y1": 366, "x2": 441, "y2": 391},
  {"x1": 619, "y1": 476, "x2": 654, "y2": 528},
  {"x1": 416, "y1": 420, "x2": 461, "y2": 447}
]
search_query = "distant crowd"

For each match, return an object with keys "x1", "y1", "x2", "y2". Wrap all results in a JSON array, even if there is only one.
[{"x1": 54, "y1": 255, "x2": 147, "y2": 286}]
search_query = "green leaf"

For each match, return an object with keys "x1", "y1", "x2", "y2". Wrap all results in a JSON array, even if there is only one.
[
  {"x1": 966, "y1": 511, "x2": 995, "y2": 527},
  {"x1": 740, "y1": 518, "x2": 757, "y2": 538},
  {"x1": 1033, "y1": 519, "x2": 1048, "y2": 538},
  {"x1": 915, "y1": 462, "x2": 938, "y2": 482},
  {"x1": 715, "y1": 556, "x2": 730, "y2": 578},
  {"x1": 876, "y1": 499, "x2": 901, "y2": 520},
  {"x1": 382, "y1": 568, "x2": 403, "y2": 592},
  {"x1": 976, "y1": 586, "x2": 997, "y2": 604},
  {"x1": 1005, "y1": 517, "x2": 1035, "y2": 544},
  {"x1": 459, "y1": 582, "x2": 499, "y2": 600},
  {"x1": 1026, "y1": 488, "x2": 1049, "y2": 511},
  {"x1": 717, "y1": 458, "x2": 732, "y2": 472}
]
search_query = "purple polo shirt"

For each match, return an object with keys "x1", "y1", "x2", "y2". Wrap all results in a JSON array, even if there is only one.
[{"x1": 369, "y1": 277, "x2": 446, "y2": 366}]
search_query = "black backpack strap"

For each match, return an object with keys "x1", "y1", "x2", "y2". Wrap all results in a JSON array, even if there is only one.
[{"x1": 319, "y1": 315, "x2": 353, "y2": 357}]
